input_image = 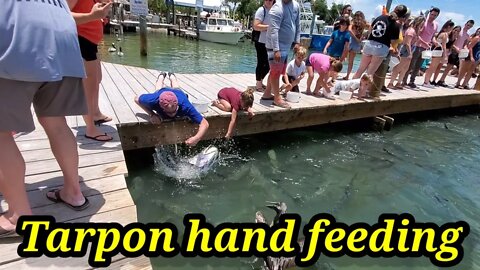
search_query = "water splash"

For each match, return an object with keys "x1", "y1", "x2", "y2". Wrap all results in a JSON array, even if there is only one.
[{"x1": 153, "y1": 143, "x2": 251, "y2": 183}]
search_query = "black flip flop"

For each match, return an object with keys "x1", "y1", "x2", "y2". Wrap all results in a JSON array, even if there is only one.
[
  {"x1": 260, "y1": 96, "x2": 274, "y2": 101},
  {"x1": 85, "y1": 133, "x2": 113, "y2": 142},
  {"x1": 46, "y1": 189, "x2": 90, "y2": 211},
  {"x1": 94, "y1": 116, "x2": 112, "y2": 126}
]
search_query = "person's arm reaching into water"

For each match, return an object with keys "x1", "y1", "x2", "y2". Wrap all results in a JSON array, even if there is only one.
[
  {"x1": 225, "y1": 109, "x2": 238, "y2": 139},
  {"x1": 186, "y1": 118, "x2": 209, "y2": 146}
]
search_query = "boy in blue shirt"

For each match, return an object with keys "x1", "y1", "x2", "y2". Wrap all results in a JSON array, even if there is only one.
[
  {"x1": 134, "y1": 72, "x2": 209, "y2": 146},
  {"x1": 323, "y1": 17, "x2": 351, "y2": 62}
]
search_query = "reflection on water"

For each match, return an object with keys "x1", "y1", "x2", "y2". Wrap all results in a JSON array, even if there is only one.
[
  {"x1": 99, "y1": 31, "x2": 360, "y2": 73},
  {"x1": 126, "y1": 109, "x2": 480, "y2": 270}
]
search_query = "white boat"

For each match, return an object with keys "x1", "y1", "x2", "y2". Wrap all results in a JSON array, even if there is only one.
[{"x1": 198, "y1": 12, "x2": 244, "y2": 45}]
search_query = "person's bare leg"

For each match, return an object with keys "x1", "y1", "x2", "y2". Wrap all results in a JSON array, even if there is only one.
[
  {"x1": 271, "y1": 75, "x2": 283, "y2": 104},
  {"x1": 353, "y1": 55, "x2": 372, "y2": 79},
  {"x1": 306, "y1": 66, "x2": 314, "y2": 94},
  {"x1": 82, "y1": 60, "x2": 112, "y2": 140},
  {"x1": 388, "y1": 64, "x2": 401, "y2": 87},
  {"x1": 0, "y1": 132, "x2": 32, "y2": 229},
  {"x1": 456, "y1": 61, "x2": 471, "y2": 86},
  {"x1": 92, "y1": 59, "x2": 109, "y2": 121},
  {"x1": 169, "y1": 73, "x2": 180, "y2": 89},
  {"x1": 423, "y1": 58, "x2": 441, "y2": 84},
  {"x1": 40, "y1": 117, "x2": 86, "y2": 207},
  {"x1": 212, "y1": 99, "x2": 231, "y2": 112},
  {"x1": 462, "y1": 63, "x2": 477, "y2": 87},
  {"x1": 397, "y1": 58, "x2": 413, "y2": 87},
  {"x1": 366, "y1": 56, "x2": 384, "y2": 76},
  {"x1": 262, "y1": 73, "x2": 273, "y2": 98},
  {"x1": 439, "y1": 64, "x2": 453, "y2": 82},
  {"x1": 432, "y1": 61, "x2": 443, "y2": 82},
  {"x1": 344, "y1": 51, "x2": 356, "y2": 80}
]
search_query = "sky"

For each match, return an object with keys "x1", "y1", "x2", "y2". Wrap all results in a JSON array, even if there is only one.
[{"x1": 326, "y1": 0, "x2": 480, "y2": 32}]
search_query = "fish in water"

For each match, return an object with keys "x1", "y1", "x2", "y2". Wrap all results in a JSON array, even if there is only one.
[
  {"x1": 154, "y1": 144, "x2": 220, "y2": 180},
  {"x1": 188, "y1": 145, "x2": 220, "y2": 169}
]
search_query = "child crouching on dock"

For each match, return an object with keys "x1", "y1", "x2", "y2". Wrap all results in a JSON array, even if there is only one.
[
  {"x1": 281, "y1": 46, "x2": 307, "y2": 94},
  {"x1": 212, "y1": 87, "x2": 255, "y2": 139},
  {"x1": 306, "y1": 53, "x2": 343, "y2": 99},
  {"x1": 331, "y1": 74, "x2": 373, "y2": 98}
]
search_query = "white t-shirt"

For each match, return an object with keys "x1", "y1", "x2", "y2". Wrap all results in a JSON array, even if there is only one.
[
  {"x1": 254, "y1": 6, "x2": 271, "y2": 44},
  {"x1": 333, "y1": 79, "x2": 361, "y2": 94},
  {"x1": 0, "y1": 0, "x2": 85, "y2": 82},
  {"x1": 286, "y1": 59, "x2": 306, "y2": 78}
]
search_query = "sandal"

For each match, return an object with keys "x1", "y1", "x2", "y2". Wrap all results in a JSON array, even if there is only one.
[
  {"x1": 156, "y1": 71, "x2": 167, "y2": 83},
  {"x1": 46, "y1": 189, "x2": 90, "y2": 211},
  {"x1": 462, "y1": 85, "x2": 471, "y2": 90},
  {"x1": 94, "y1": 116, "x2": 113, "y2": 126},
  {"x1": 273, "y1": 101, "x2": 291, "y2": 109},
  {"x1": 260, "y1": 96, "x2": 274, "y2": 101},
  {"x1": 85, "y1": 133, "x2": 113, "y2": 142}
]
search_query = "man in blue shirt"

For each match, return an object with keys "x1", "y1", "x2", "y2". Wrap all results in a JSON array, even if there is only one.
[{"x1": 134, "y1": 73, "x2": 209, "y2": 146}]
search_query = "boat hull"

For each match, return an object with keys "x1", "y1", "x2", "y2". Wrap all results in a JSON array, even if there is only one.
[{"x1": 198, "y1": 30, "x2": 244, "y2": 45}]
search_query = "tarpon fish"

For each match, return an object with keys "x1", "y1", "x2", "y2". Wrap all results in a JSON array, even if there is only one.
[{"x1": 188, "y1": 145, "x2": 220, "y2": 169}]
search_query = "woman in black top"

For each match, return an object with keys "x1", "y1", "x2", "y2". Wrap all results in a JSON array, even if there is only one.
[
  {"x1": 353, "y1": 6, "x2": 407, "y2": 79},
  {"x1": 436, "y1": 25, "x2": 461, "y2": 87}
]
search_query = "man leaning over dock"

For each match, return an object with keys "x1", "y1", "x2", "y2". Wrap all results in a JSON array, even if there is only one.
[
  {"x1": 134, "y1": 72, "x2": 209, "y2": 147},
  {"x1": 262, "y1": 0, "x2": 301, "y2": 109}
]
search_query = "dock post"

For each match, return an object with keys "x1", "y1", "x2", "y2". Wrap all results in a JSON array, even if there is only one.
[{"x1": 139, "y1": 15, "x2": 147, "y2": 56}]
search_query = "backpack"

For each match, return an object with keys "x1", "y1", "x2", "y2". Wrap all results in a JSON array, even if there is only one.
[{"x1": 251, "y1": 6, "x2": 266, "y2": 43}]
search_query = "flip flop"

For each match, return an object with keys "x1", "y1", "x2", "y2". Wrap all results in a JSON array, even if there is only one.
[
  {"x1": 260, "y1": 96, "x2": 274, "y2": 101},
  {"x1": 46, "y1": 189, "x2": 90, "y2": 211},
  {"x1": 85, "y1": 133, "x2": 113, "y2": 142},
  {"x1": 256, "y1": 88, "x2": 265, "y2": 92},
  {"x1": 273, "y1": 101, "x2": 291, "y2": 109},
  {"x1": 94, "y1": 116, "x2": 112, "y2": 126},
  {"x1": 0, "y1": 227, "x2": 20, "y2": 239}
]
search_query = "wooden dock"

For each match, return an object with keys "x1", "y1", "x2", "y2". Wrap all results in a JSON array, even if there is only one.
[
  {"x1": 91, "y1": 62, "x2": 480, "y2": 150},
  {"x1": 1, "y1": 61, "x2": 479, "y2": 269}
]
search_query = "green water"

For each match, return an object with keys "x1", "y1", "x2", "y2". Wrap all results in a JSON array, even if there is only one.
[
  {"x1": 126, "y1": 110, "x2": 480, "y2": 270},
  {"x1": 100, "y1": 31, "x2": 360, "y2": 73}
]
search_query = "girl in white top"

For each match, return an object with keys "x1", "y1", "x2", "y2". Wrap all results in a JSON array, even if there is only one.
[{"x1": 281, "y1": 46, "x2": 307, "y2": 93}]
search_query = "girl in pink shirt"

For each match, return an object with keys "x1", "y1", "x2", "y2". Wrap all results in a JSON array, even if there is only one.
[
  {"x1": 305, "y1": 53, "x2": 343, "y2": 98},
  {"x1": 212, "y1": 87, "x2": 255, "y2": 138}
]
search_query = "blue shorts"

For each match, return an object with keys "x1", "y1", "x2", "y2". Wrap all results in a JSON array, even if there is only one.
[
  {"x1": 349, "y1": 37, "x2": 362, "y2": 53},
  {"x1": 363, "y1": 40, "x2": 389, "y2": 57}
]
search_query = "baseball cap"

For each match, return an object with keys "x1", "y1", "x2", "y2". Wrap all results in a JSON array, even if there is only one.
[{"x1": 159, "y1": 91, "x2": 178, "y2": 113}]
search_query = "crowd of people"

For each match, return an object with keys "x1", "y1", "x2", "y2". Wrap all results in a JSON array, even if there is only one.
[
  {"x1": 1, "y1": 0, "x2": 480, "y2": 239},
  {"x1": 253, "y1": 2, "x2": 480, "y2": 100}
]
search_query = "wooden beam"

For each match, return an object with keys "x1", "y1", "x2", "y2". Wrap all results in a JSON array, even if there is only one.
[{"x1": 118, "y1": 94, "x2": 480, "y2": 150}]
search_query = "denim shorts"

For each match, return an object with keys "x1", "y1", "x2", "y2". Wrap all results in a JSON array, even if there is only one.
[
  {"x1": 399, "y1": 45, "x2": 411, "y2": 58},
  {"x1": 349, "y1": 37, "x2": 362, "y2": 53},
  {"x1": 363, "y1": 40, "x2": 389, "y2": 57}
]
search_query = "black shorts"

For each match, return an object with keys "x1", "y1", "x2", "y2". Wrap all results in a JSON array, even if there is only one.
[
  {"x1": 448, "y1": 52, "x2": 459, "y2": 66},
  {"x1": 78, "y1": 35, "x2": 98, "y2": 61},
  {"x1": 282, "y1": 75, "x2": 299, "y2": 92}
]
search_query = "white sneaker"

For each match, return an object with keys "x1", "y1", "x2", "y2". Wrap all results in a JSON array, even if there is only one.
[{"x1": 422, "y1": 83, "x2": 435, "y2": 89}]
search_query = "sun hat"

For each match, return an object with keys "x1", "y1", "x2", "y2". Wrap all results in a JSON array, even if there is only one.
[{"x1": 159, "y1": 91, "x2": 178, "y2": 113}]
